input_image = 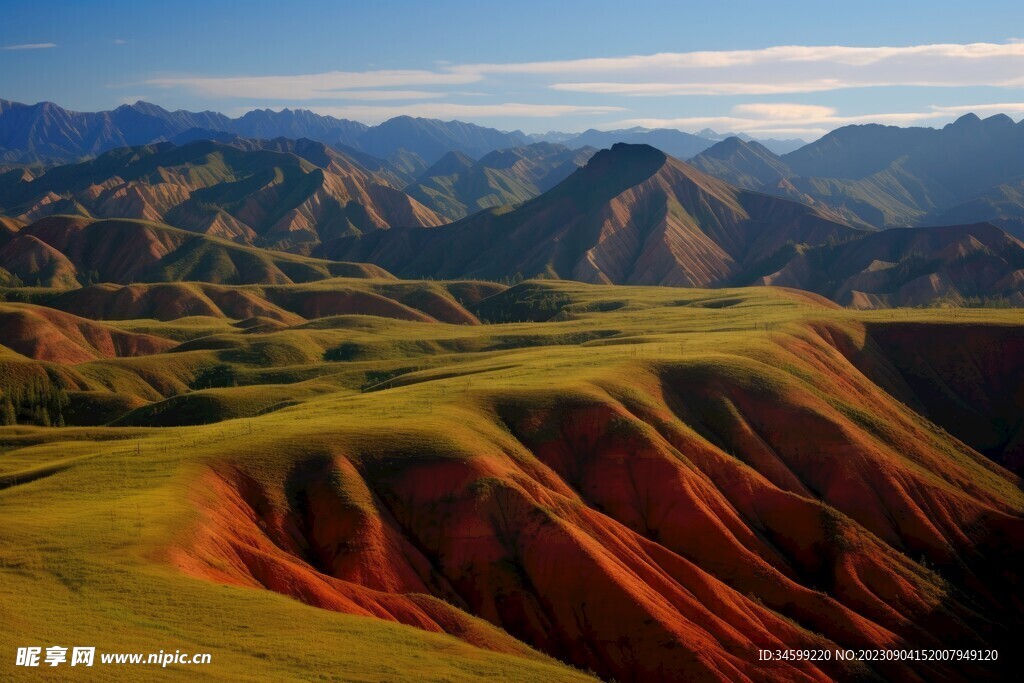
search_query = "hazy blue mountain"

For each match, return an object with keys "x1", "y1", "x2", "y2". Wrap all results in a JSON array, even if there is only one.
[
  {"x1": 333, "y1": 144, "x2": 429, "y2": 189},
  {"x1": 540, "y1": 126, "x2": 806, "y2": 157},
  {"x1": 0, "y1": 99, "x2": 527, "y2": 165},
  {"x1": 230, "y1": 108, "x2": 368, "y2": 147},
  {"x1": 691, "y1": 114, "x2": 1024, "y2": 230},
  {"x1": 695, "y1": 128, "x2": 807, "y2": 155},
  {"x1": 689, "y1": 137, "x2": 794, "y2": 188},
  {"x1": 355, "y1": 116, "x2": 528, "y2": 164},
  {"x1": 406, "y1": 142, "x2": 596, "y2": 220},
  {"x1": 781, "y1": 123, "x2": 938, "y2": 179},
  {"x1": 562, "y1": 127, "x2": 715, "y2": 160}
]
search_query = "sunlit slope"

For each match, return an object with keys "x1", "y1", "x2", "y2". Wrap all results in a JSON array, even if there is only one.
[
  {"x1": 1, "y1": 283, "x2": 1022, "y2": 681},
  {"x1": 0, "y1": 215, "x2": 396, "y2": 288}
]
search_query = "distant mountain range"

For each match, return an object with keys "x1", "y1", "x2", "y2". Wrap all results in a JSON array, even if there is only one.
[
  {"x1": 320, "y1": 143, "x2": 1024, "y2": 306},
  {"x1": 690, "y1": 113, "x2": 1024, "y2": 238},
  {"x1": 406, "y1": 142, "x2": 596, "y2": 220},
  {"x1": 755, "y1": 222, "x2": 1024, "y2": 307},
  {"x1": 0, "y1": 138, "x2": 444, "y2": 253},
  {"x1": 4, "y1": 99, "x2": 1024, "y2": 308},
  {"x1": 0, "y1": 99, "x2": 526, "y2": 165},
  {"x1": 322, "y1": 143, "x2": 864, "y2": 286},
  {"x1": 0, "y1": 136, "x2": 602, "y2": 246},
  {"x1": 0, "y1": 98, "x2": 800, "y2": 166}
]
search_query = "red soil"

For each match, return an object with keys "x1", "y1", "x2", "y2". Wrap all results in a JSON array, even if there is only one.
[
  {"x1": 0, "y1": 304, "x2": 177, "y2": 363},
  {"x1": 173, "y1": 324, "x2": 1023, "y2": 682}
]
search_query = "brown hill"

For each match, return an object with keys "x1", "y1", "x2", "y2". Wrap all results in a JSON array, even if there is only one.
[
  {"x1": 1, "y1": 281, "x2": 1021, "y2": 680},
  {"x1": 1, "y1": 139, "x2": 444, "y2": 252},
  {"x1": 0, "y1": 214, "x2": 24, "y2": 237},
  {"x1": 48, "y1": 282, "x2": 304, "y2": 324},
  {"x1": 838, "y1": 321, "x2": 1024, "y2": 473},
  {"x1": 0, "y1": 233, "x2": 79, "y2": 288},
  {"x1": 757, "y1": 223, "x2": 1024, "y2": 307},
  {"x1": 322, "y1": 143, "x2": 864, "y2": 286},
  {"x1": 43, "y1": 280, "x2": 488, "y2": 325},
  {"x1": 0, "y1": 302, "x2": 176, "y2": 363},
  {"x1": 175, "y1": 318, "x2": 1024, "y2": 682},
  {"x1": 0, "y1": 216, "x2": 395, "y2": 288}
]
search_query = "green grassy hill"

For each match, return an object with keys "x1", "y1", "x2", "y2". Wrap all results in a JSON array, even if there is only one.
[{"x1": 1, "y1": 280, "x2": 1022, "y2": 681}]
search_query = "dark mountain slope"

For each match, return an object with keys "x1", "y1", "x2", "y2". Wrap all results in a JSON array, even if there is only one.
[
  {"x1": 693, "y1": 115, "x2": 1024, "y2": 230},
  {"x1": 757, "y1": 222, "x2": 1024, "y2": 307},
  {"x1": 322, "y1": 143, "x2": 862, "y2": 286}
]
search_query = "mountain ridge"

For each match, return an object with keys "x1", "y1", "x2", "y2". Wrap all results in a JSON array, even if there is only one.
[
  {"x1": 322, "y1": 143, "x2": 865, "y2": 287},
  {"x1": 690, "y1": 115, "x2": 1024, "y2": 234}
]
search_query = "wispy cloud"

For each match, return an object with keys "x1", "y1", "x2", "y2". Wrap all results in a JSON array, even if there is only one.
[
  {"x1": 2, "y1": 43, "x2": 56, "y2": 50},
  {"x1": 549, "y1": 81, "x2": 855, "y2": 96},
  {"x1": 296, "y1": 103, "x2": 624, "y2": 123},
  {"x1": 294, "y1": 90, "x2": 450, "y2": 101},
  {"x1": 150, "y1": 42, "x2": 1024, "y2": 101},
  {"x1": 146, "y1": 69, "x2": 480, "y2": 99},
  {"x1": 605, "y1": 102, "x2": 1024, "y2": 138},
  {"x1": 137, "y1": 41, "x2": 1024, "y2": 134},
  {"x1": 113, "y1": 38, "x2": 127, "y2": 45},
  {"x1": 929, "y1": 102, "x2": 1024, "y2": 116},
  {"x1": 533, "y1": 42, "x2": 1024, "y2": 96}
]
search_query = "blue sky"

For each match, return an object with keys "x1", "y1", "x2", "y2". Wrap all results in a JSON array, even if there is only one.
[{"x1": 2, "y1": 0, "x2": 1023, "y2": 138}]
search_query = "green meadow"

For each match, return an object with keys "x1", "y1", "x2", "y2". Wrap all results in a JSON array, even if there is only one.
[{"x1": 2, "y1": 279, "x2": 1022, "y2": 681}]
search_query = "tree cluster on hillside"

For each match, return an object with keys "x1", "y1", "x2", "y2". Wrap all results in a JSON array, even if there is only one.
[{"x1": 1, "y1": 377, "x2": 69, "y2": 426}]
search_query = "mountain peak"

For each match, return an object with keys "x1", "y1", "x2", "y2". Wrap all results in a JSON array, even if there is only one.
[
  {"x1": 580, "y1": 143, "x2": 668, "y2": 183},
  {"x1": 983, "y1": 113, "x2": 1015, "y2": 129},
  {"x1": 538, "y1": 142, "x2": 673, "y2": 207},
  {"x1": 421, "y1": 150, "x2": 475, "y2": 177},
  {"x1": 703, "y1": 136, "x2": 758, "y2": 157},
  {"x1": 607, "y1": 142, "x2": 667, "y2": 161},
  {"x1": 950, "y1": 112, "x2": 982, "y2": 128}
]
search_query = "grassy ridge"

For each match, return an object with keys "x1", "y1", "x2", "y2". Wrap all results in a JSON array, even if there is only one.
[{"x1": 1, "y1": 281, "x2": 1022, "y2": 680}]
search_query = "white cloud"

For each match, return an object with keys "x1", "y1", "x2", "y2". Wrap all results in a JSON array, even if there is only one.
[
  {"x1": 303, "y1": 90, "x2": 450, "y2": 101},
  {"x1": 605, "y1": 101, "x2": 1023, "y2": 138},
  {"x1": 605, "y1": 103, "x2": 1024, "y2": 144},
  {"x1": 133, "y1": 41, "x2": 1024, "y2": 135},
  {"x1": 2, "y1": 43, "x2": 56, "y2": 50},
  {"x1": 299, "y1": 103, "x2": 625, "y2": 124},
  {"x1": 146, "y1": 69, "x2": 481, "y2": 100},
  {"x1": 929, "y1": 102, "x2": 1024, "y2": 116},
  {"x1": 730, "y1": 103, "x2": 838, "y2": 120},
  {"x1": 113, "y1": 38, "x2": 127, "y2": 45},
  {"x1": 741, "y1": 128, "x2": 832, "y2": 139},
  {"x1": 144, "y1": 41, "x2": 1024, "y2": 103},
  {"x1": 549, "y1": 80, "x2": 853, "y2": 96},
  {"x1": 461, "y1": 42, "x2": 1024, "y2": 73},
  {"x1": 520, "y1": 42, "x2": 1024, "y2": 96}
]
